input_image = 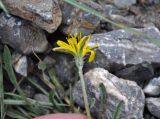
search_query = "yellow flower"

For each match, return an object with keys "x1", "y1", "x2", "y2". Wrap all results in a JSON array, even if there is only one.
[{"x1": 53, "y1": 33, "x2": 98, "y2": 62}]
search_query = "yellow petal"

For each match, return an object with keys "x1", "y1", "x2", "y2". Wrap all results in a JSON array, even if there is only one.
[
  {"x1": 52, "y1": 47, "x2": 75, "y2": 55},
  {"x1": 82, "y1": 47, "x2": 87, "y2": 56},
  {"x1": 78, "y1": 35, "x2": 91, "y2": 53},
  {"x1": 78, "y1": 32, "x2": 82, "y2": 42},
  {"x1": 87, "y1": 44, "x2": 99, "y2": 50},
  {"x1": 77, "y1": 36, "x2": 87, "y2": 51},
  {"x1": 88, "y1": 50, "x2": 95, "y2": 62},
  {"x1": 82, "y1": 48, "x2": 95, "y2": 62},
  {"x1": 57, "y1": 41, "x2": 76, "y2": 54}
]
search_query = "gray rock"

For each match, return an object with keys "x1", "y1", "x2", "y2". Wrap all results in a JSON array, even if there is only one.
[
  {"x1": 115, "y1": 62, "x2": 154, "y2": 86},
  {"x1": 146, "y1": 98, "x2": 160, "y2": 118},
  {"x1": 3, "y1": 0, "x2": 62, "y2": 33},
  {"x1": 54, "y1": 54, "x2": 77, "y2": 86},
  {"x1": 72, "y1": 68, "x2": 145, "y2": 119},
  {"x1": 100, "y1": 5, "x2": 137, "y2": 31},
  {"x1": 133, "y1": 5, "x2": 160, "y2": 29},
  {"x1": 21, "y1": 83, "x2": 36, "y2": 98},
  {"x1": 114, "y1": 0, "x2": 136, "y2": 8},
  {"x1": 43, "y1": 56, "x2": 56, "y2": 69},
  {"x1": 143, "y1": 77, "x2": 160, "y2": 96},
  {"x1": 86, "y1": 26, "x2": 160, "y2": 72},
  {"x1": 12, "y1": 53, "x2": 28, "y2": 77},
  {"x1": 139, "y1": 0, "x2": 160, "y2": 5},
  {"x1": 144, "y1": 113, "x2": 156, "y2": 119},
  {"x1": 0, "y1": 13, "x2": 48, "y2": 54},
  {"x1": 34, "y1": 93, "x2": 49, "y2": 102},
  {"x1": 59, "y1": 0, "x2": 102, "y2": 35}
]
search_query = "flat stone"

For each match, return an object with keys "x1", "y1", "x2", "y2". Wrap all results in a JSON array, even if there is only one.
[
  {"x1": 146, "y1": 97, "x2": 160, "y2": 118},
  {"x1": 114, "y1": 0, "x2": 136, "y2": 8},
  {"x1": 3, "y1": 0, "x2": 62, "y2": 33},
  {"x1": 54, "y1": 54, "x2": 77, "y2": 86},
  {"x1": 59, "y1": 0, "x2": 102, "y2": 35},
  {"x1": 0, "y1": 13, "x2": 48, "y2": 54},
  {"x1": 143, "y1": 77, "x2": 160, "y2": 96},
  {"x1": 72, "y1": 68, "x2": 145, "y2": 119},
  {"x1": 85, "y1": 26, "x2": 160, "y2": 72},
  {"x1": 115, "y1": 62, "x2": 154, "y2": 86},
  {"x1": 139, "y1": 0, "x2": 160, "y2": 5},
  {"x1": 131, "y1": 5, "x2": 160, "y2": 29},
  {"x1": 12, "y1": 53, "x2": 28, "y2": 77},
  {"x1": 34, "y1": 93, "x2": 49, "y2": 102}
]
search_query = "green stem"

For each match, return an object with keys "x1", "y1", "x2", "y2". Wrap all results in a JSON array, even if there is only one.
[{"x1": 75, "y1": 57, "x2": 91, "y2": 119}]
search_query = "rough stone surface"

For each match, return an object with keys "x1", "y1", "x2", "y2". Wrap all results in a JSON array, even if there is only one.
[
  {"x1": 102, "y1": 4, "x2": 160, "y2": 31},
  {"x1": 143, "y1": 77, "x2": 160, "y2": 96},
  {"x1": 3, "y1": 0, "x2": 62, "y2": 33},
  {"x1": 131, "y1": 5, "x2": 160, "y2": 29},
  {"x1": 59, "y1": 0, "x2": 102, "y2": 35},
  {"x1": 34, "y1": 93, "x2": 49, "y2": 102},
  {"x1": 43, "y1": 56, "x2": 56, "y2": 69},
  {"x1": 86, "y1": 26, "x2": 160, "y2": 72},
  {"x1": 146, "y1": 98, "x2": 160, "y2": 118},
  {"x1": 73, "y1": 68, "x2": 145, "y2": 119},
  {"x1": 0, "y1": 13, "x2": 48, "y2": 54},
  {"x1": 21, "y1": 82, "x2": 36, "y2": 98},
  {"x1": 115, "y1": 62, "x2": 154, "y2": 86},
  {"x1": 12, "y1": 53, "x2": 28, "y2": 77},
  {"x1": 54, "y1": 54, "x2": 77, "y2": 86},
  {"x1": 139, "y1": 0, "x2": 160, "y2": 5},
  {"x1": 114, "y1": 0, "x2": 136, "y2": 8}
]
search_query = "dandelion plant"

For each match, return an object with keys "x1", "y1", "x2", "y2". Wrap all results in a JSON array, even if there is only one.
[{"x1": 53, "y1": 33, "x2": 98, "y2": 119}]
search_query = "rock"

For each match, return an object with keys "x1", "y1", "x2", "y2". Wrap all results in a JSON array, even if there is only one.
[
  {"x1": 139, "y1": 0, "x2": 160, "y2": 5},
  {"x1": 100, "y1": 4, "x2": 137, "y2": 30},
  {"x1": 133, "y1": 5, "x2": 160, "y2": 29},
  {"x1": 43, "y1": 56, "x2": 56, "y2": 69},
  {"x1": 59, "y1": 0, "x2": 102, "y2": 35},
  {"x1": 144, "y1": 113, "x2": 156, "y2": 119},
  {"x1": 115, "y1": 62, "x2": 154, "y2": 86},
  {"x1": 34, "y1": 93, "x2": 50, "y2": 114},
  {"x1": 113, "y1": 0, "x2": 136, "y2": 8},
  {"x1": 72, "y1": 68, "x2": 145, "y2": 119},
  {"x1": 34, "y1": 93, "x2": 49, "y2": 102},
  {"x1": 54, "y1": 54, "x2": 77, "y2": 86},
  {"x1": 146, "y1": 97, "x2": 160, "y2": 118},
  {"x1": 0, "y1": 13, "x2": 48, "y2": 54},
  {"x1": 3, "y1": 0, "x2": 62, "y2": 33},
  {"x1": 109, "y1": 15, "x2": 136, "y2": 29},
  {"x1": 21, "y1": 82, "x2": 36, "y2": 98},
  {"x1": 12, "y1": 53, "x2": 28, "y2": 77},
  {"x1": 143, "y1": 77, "x2": 160, "y2": 96},
  {"x1": 85, "y1": 26, "x2": 160, "y2": 72}
]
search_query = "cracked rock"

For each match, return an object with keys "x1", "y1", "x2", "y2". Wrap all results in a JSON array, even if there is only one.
[
  {"x1": 0, "y1": 13, "x2": 48, "y2": 54},
  {"x1": 3, "y1": 0, "x2": 62, "y2": 33},
  {"x1": 72, "y1": 68, "x2": 145, "y2": 119}
]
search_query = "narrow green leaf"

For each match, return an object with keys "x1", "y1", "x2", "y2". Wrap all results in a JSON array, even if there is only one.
[
  {"x1": 2, "y1": 46, "x2": 39, "y2": 113},
  {"x1": 38, "y1": 61, "x2": 46, "y2": 71},
  {"x1": 6, "y1": 109, "x2": 30, "y2": 119},
  {"x1": 3, "y1": 46, "x2": 26, "y2": 95},
  {"x1": 0, "y1": 65, "x2": 4, "y2": 119},
  {"x1": 89, "y1": 98, "x2": 95, "y2": 109},
  {"x1": 0, "y1": 1, "x2": 9, "y2": 15},
  {"x1": 27, "y1": 77, "x2": 48, "y2": 95},
  {"x1": 16, "y1": 107, "x2": 32, "y2": 119},
  {"x1": 48, "y1": 68, "x2": 62, "y2": 88},
  {"x1": 98, "y1": 83, "x2": 107, "y2": 119},
  {"x1": 113, "y1": 101, "x2": 123, "y2": 119}
]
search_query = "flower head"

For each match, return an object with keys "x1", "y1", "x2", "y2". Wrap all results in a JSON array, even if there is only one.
[{"x1": 53, "y1": 33, "x2": 98, "y2": 62}]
